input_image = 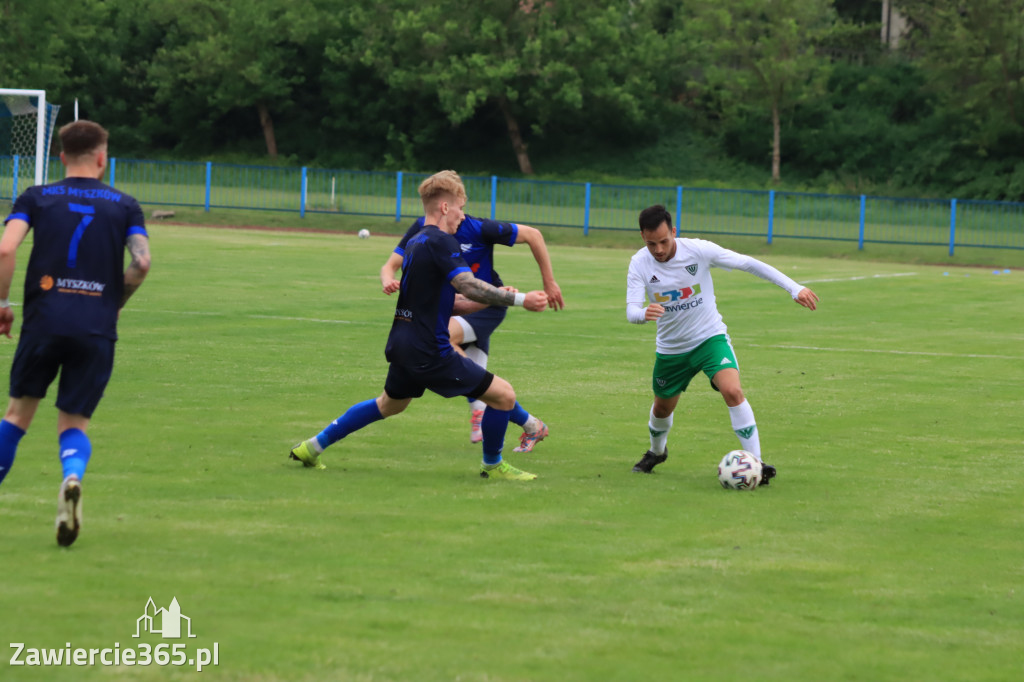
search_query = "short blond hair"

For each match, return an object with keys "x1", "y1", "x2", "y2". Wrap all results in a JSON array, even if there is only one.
[{"x1": 418, "y1": 170, "x2": 466, "y2": 212}]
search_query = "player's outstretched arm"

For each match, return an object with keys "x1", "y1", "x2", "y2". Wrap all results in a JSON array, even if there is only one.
[
  {"x1": 0, "y1": 218, "x2": 30, "y2": 338},
  {"x1": 380, "y1": 252, "x2": 403, "y2": 295},
  {"x1": 121, "y1": 233, "x2": 151, "y2": 309},
  {"x1": 794, "y1": 287, "x2": 819, "y2": 311},
  {"x1": 451, "y1": 272, "x2": 547, "y2": 311},
  {"x1": 515, "y1": 224, "x2": 564, "y2": 310},
  {"x1": 452, "y1": 286, "x2": 520, "y2": 316}
]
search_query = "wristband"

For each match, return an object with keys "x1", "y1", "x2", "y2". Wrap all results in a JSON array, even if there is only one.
[
  {"x1": 0, "y1": 298, "x2": 9, "y2": 309},
  {"x1": 513, "y1": 292, "x2": 526, "y2": 307}
]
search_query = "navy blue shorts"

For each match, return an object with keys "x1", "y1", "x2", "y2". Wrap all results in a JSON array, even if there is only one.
[
  {"x1": 8, "y1": 333, "x2": 116, "y2": 418},
  {"x1": 458, "y1": 306, "x2": 506, "y2": 354},
  {"x1": 384, "y1": 352, "x2": 494, "y2": 401}
]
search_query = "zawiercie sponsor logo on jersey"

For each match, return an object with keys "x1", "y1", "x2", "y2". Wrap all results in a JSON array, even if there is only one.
[{"x1": 652, "y1": 283, "x2": 701, "y2": 303}]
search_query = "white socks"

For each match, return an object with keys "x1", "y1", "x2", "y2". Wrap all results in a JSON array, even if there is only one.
[
  {"x1": 461, "y1": 344, "x2": 490, "y2": 416},
  {"x1": 464, "y1": 344, "x2": 488, "y2": 369},
  {"x1": 728, "y1": 400, "x2": 760, "y2": 459},
  {"x1": 466, "y1": 346, "x2": 488, "y2": 415},
  {"x1": 646, "y1": 400, "x2": 760, "y2": 459},
  {"x1": 648, "y1": 406, "x2": 673, "y2": 455}
]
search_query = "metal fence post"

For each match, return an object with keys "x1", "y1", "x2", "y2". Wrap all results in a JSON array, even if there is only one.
[
  {"x1": 583, "y1": 182, "x2": 591, "y2": 236},
  {"x1": 490, "y1": 175, "x2": 497, "y2": 220},
  {"x1": 23, "y1": 155, "x2": 1017, "y2": 253},
  {"x1": 675, "y1": 186, "x2": 683, "y2": 236},
  {"x1": 300, "y1": 167, "x2": 307, "y2": 218},
  {"x1": 949, "y1": 198, "x2": 957, "y2": 256},
  {"x1": 858, "y1": 195, "x2": 866, "y2": 250},
  {"x1": 395, "y1": 171, "x2": 403, "y2": 221},
  {"x1": 205, "y1": 162, "x2": 212, "y2": 212}
]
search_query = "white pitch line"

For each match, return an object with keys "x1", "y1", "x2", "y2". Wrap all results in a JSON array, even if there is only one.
[
  {"x1": 799, "y1": 272, "x2": 918, "y2": 284},
  {"x1": 137, "y1": 309, "x2": 360, "y2": 324},
  {"x1": 127, "y1": 308, "x2": 1020, "y2": 360},
  {"x1": 746, "y1": 343, "x2": 1021, "y2": 360},
  {"x1": 248, "y1": 314, "x2": 355, "y2": 324}
]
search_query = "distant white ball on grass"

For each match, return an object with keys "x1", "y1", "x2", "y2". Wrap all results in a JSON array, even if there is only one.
[
  {"x1": 717, "y1": 450, "x2": 762, "y2": 490},
  {"x1": 358, "y1": 229, "x2": 370, "y2": 239}
]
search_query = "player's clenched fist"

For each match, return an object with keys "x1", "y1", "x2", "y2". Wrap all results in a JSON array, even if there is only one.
[
  {"x1": 644, "y1": 303, "x2": 665, "y2": 321},
  {"x1": 523, "y1": 291, "x2": 548, "y2": 312}
]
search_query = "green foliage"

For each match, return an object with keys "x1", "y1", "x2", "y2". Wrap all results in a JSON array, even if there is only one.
[
  {"x1": 727, "y1": 59, "x2": 933, "y2": 191},
  {"x1": 5, "y1": 0, "x2": 1024, "y2": 199},
  {"x1": 895, "y1": 0, "x2": 1024, "y2": 199},
  {"x1": 901, "y1": 0, "x2": 1024, "y2": 148},
  {"x1": 833, "y1": 0, "x2": 883, "y2": 24},
  {"x1": 0, "y1": 0, "x2": 105, "y2": 91},
  {"x1": 686, "y1": 0, "x2": 839, "y2": 182},
  {"x1": 339, "y1": 0, "x2": 667, "y2": 172},
  {"x1": 63, "y1": 0, "x2": 173, "y2": 153},
  {"x1": 720, "y1": 56, "x2": 1024, "y2": 200},
  {"x1": 141, "y1": 0, "x2": 325, "y2": 156}
]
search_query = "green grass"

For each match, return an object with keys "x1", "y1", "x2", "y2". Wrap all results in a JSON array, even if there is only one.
[
  {"x1": 154, "y1": 204, "x2": 1024, "y2": 270},
  {"x1": 104, "y1": 160, "x2": 1024, "y2": 259},
  {"x1": 1, "y1": 226, "x2": 1022, "y2": 681}
]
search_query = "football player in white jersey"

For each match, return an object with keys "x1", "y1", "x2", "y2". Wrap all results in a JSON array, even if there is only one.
[{"x1": 626, "y1": 205, "x2": 819, "y2": 483}]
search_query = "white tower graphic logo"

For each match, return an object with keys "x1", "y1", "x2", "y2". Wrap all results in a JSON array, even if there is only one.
[{"x1": 133, "y1": 597, "x2": 197, "y2": 639}]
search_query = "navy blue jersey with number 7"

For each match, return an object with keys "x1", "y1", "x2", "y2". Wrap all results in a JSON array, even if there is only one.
[{"x1": 5, "y1": 177, "x2": 147, "y2": 340}]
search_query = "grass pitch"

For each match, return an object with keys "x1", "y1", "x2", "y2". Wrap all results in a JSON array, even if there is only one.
[{"x1": 1, "y1": 226, "x2": 1021, "y2": 681}]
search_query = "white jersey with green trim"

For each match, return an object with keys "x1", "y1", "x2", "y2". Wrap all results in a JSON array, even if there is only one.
[{"x1": 626, "y1": 238, "x2": 805, "y2": 354}]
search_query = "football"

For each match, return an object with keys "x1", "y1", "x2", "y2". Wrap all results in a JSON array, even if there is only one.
[
  {"x1": 718, "y1": 450, "x2": 762, "y2": 490},
  {"x1": 358, "y1": 229, "x2": 370, "y2": 239}
]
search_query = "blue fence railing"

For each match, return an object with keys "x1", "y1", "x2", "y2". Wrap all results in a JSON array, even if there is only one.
[{"x1": 4, "y1": 156, "x2": 1023, "y2": 255}]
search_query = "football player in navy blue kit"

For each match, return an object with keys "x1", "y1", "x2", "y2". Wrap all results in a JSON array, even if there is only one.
[
  {"x1": 380, "y1": 197, "x2": 563, "y2": 450},
  {"x1": 291, "y1": 171, "x2": 548, "y2": 480},
  {"x1": 0, "y1": 120, "x2": 151, "y2": 546}
]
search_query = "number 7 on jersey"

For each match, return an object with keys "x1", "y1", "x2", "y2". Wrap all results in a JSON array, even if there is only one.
[{"x1": 66, "y1": 203, "x2": 95, "y2": 268}]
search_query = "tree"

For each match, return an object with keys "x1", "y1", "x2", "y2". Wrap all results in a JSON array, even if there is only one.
[
  {"x1": 143, "y1": 0, "x2": 325, "y2": 158},
  {"x1": 900, "y1": 0, "x2": 1024, "y2": 150},
  {"x1": 834, "y1": 0, "x2": 883, "y2": 26},
  {"x1": 689, "y1": 0, "x2": 838, "y2": 183},
  {"x1": 0, "y1": 0, "x2": 106, "y2": 94},
  {"x1": 338, "y1": 0, "x2": 664, "y2": 174}
]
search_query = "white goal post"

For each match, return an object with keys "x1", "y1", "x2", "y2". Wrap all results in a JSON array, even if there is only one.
[{"x1": 1, "y1": 88, "x2": 61, "y2": 193}]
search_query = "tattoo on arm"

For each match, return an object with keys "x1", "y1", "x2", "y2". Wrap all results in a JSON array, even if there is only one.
[
  {"x1": 127, "y1": 234, "x2": 149, "y2": 266},
  {"x1": 121, "y1": 234, "x2": 151, "y2": 308},
  {"x1": 451, "y1": 272, "x2": 516, "y2": 307}
]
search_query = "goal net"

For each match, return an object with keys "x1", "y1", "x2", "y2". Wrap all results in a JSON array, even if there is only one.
[{"x1": 1, "y1": 89, "x2": 61, "y2": 200}]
